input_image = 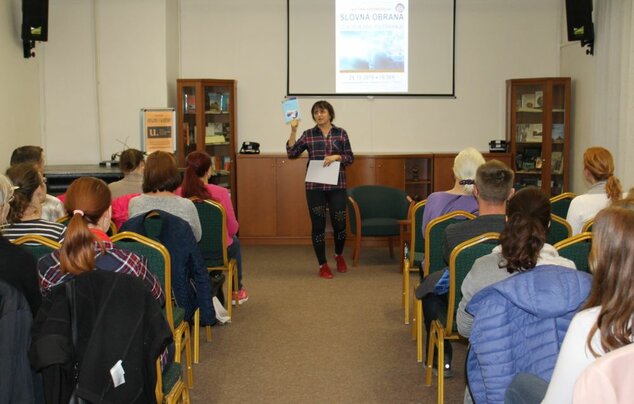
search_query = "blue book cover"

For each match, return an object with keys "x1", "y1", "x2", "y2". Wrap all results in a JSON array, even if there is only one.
[{"x1": 282, "y1": 97, "x2": 301, "y2": 123}]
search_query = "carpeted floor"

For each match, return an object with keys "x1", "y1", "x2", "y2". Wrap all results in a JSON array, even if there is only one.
[{"x1": 188, "y1": 245, "x2": 467, "y2": 403}]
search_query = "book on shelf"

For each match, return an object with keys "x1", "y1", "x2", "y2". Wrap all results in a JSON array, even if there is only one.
[
  {"x1": 184, "y1": 94, "x2": 196, "y2": 113},
  {"x1": 552, "y1": 124, "x2": 564, "y2": 142},
  {"x1": 223, "y1": 156, "x2": 231, "y2": 171},
  {"x1": 208, "y1": 93, "x2": 222, "y2": 113},
  {"x1": 534, "y1": 91, "x2": 543, "y2": 108},
  {"x1": 516, "y1": 123, "x2": 542, "y2": 143},
  {"x1": 551, "y1": 151, "x2": 564, "y2": 175},
  {"x1": 521, "y1": 93, "x2": 536, "y2": 109}
]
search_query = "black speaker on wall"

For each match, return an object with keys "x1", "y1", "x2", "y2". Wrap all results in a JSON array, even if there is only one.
[
  {"x1": 565, "y1": 0, "x2": 594, "y2": 55},
  {"x1": 21, "y1": 0, "x2": 48, "y2": 58}
]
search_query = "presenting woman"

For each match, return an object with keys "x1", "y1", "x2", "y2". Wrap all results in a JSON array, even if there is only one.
[{"x1": 287, "y1": 100, "x2": 354, "y2": 279}]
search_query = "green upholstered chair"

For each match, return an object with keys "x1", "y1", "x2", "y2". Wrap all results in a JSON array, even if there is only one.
[
  {"x1": 547, "y1": 214, "x2": 572, "y2": 246},
  {"x1": 111, "y1": 232, "x2": 195, "y2": 387},
  {"x1": 347, "y1": 185, "x2": 412, "y2": 266},
  {"x1": 425, "y1": 233, "x2": 500, "y2": 404},
  {"x1": 582, "y1": 218, "x2": 594, "y2": 233},
  {"x1": 414, "y1": 210, "x2": 475, "y2": 362},
  {"x1": 155, "y1": 358, "x2": 190, "y2": 404},
  {"x1": 190, "y1": 198, "x2": 238, "y2": 317},
  {"x1": 11, "y1": 234, "x2": 61, "y2": 259},
  {"x1": 550, "y1": 192, "x2": 576, "y2": 219},
  {"x1": 402, "y1": 199, "x2": 426, "y2": 325},
  {"x1": 554, "y1": 232, "x2": 593, "y2": 274}
]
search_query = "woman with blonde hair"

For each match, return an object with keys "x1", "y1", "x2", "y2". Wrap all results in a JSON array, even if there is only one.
[
  {"x1": 566, "y1": 146, "x2": 622, "y2": 235},
  {"x1": 421, "y1": 147, "x2": 485, "y2": 236},
  {"x1": 38, "y1": 177, "x2": 164, "y2": 303}
]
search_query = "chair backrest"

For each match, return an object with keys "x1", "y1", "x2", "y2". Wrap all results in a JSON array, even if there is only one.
[
  {"x1": 554, "y1": 232, "x2": 593, "y2": 273},
  {"x1": 348, "y1": 185, "x2": 410, "y2": 223},
  {"x1": 56, "y1": 214, "x2": 118, "y2": 236},
  {"x1": 550, "y1": 192, "x2": 576, "y2": 218},
  {"x1": 445, "y1": 232, "x2": 500, "y2": 333},
  {"x1": 408, "y1": 199, "x2": 427, "y2": 267},
  {"x1": 424, "y1": 210, "x2": 476, "y2": 277},
  {"x1": 581, "y1": 218, "x2": 594, "y2": 233},
  {"x1": 11, "y1": 234, "x2": 61, "y2": 259},
  {"x1": 191, "y1": 198, "x2": 228, "y2": 268},
  {"x1": 111, "y1": 231, "x2": 175, "y2": 332},
  {"x1": 547, "y1": 214, "x2": 572, "y2": 245}
]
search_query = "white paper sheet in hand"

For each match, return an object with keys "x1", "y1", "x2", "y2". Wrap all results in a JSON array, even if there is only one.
[{"x1": 305, "y1": 160, "x2": 340, "y2": 185}]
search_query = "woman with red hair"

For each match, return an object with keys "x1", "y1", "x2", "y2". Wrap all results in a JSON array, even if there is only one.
[
  {"x1": 566, "y1": 147, "x2": 622, "y2": 235},
  {"x1": 177, "y1": 151, "x2": 247, "y2": 305}
]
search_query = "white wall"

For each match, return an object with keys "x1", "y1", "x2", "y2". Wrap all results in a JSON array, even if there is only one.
[
  {"x1": 30, "y1": 0, "x2": 564, "y2": 165},
  {"x1": 0, "y1": 0, "x2": 42, "y2": 170},
  {"x1": 42, "y1": 0, "x2": 174, "y2": 165},
  {"x1": 180, "y1": 0, "x2": 562, "y2": 154}
]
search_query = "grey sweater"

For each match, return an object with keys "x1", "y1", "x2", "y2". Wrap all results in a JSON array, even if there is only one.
[
  {"x1": 128, "y1": 194, "x2": 202, "y2": 241},
  {"x1": 456, "y1": 244, "x2": 576, "y2": 337}
]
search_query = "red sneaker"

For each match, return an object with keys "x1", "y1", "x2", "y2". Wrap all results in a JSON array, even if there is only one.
[
  {"x1": 319, "y1": 263, "x2": 333, "y2": 279},
  {"x1": 334, "y1": 254, "x2": 347, "y2": 273}
]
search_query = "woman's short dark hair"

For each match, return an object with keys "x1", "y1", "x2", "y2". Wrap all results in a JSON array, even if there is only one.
[
  {"x1": 10, "y1": 146, "x2": 44, "y2": 166},
  {"x1": 142, "y1": 151, "x2": 181, "y2": 193},
  {"x1": 119, "y1": 149, "x2": 145, "y2": 174},
  {"x1": 499, "y1": 186, "x2": 551, "y2": 273},
  {"x1": 311, "y1": 100, "x2": 335, "y2": 122}
]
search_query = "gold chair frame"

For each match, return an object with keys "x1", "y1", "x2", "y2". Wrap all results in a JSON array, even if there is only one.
[
  {"x1": 549, "y1": 214, "x2": 572, "y2": 244},
  {"x1": 12, "y1": 234, "x2": 62, "y2": 250},
  {"x1": 581, "y1": 218, "x2": 595, "y2": 233},
  {"x1": 155, "y1": 358, "x2": 191, "y2": 404},
  {"x1": 400, "y1": 199, "x2": 427, "y2": 325}
]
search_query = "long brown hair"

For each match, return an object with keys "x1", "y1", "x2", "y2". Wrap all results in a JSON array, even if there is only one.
[
  {"x1": 584, "y1": 147, "x2": 622, "y2": 202},
  {"x1": 584, "y1": 204, "x2": 634, "y2": 356},
  {"x1": 59, "y1": 177, "x2": 111, "y2": 275},
  {"x1": 499, "y1": 187, "x2": 551, "y2": 273},
  {"x1": 5, "y1": 163, "x2": 43, "y2": 222},
  {"x1": 180, "y1": 151, "x2": 212, "y2": 200}
]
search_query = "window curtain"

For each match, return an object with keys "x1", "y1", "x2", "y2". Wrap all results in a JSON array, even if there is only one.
[{"x1": 592, "y1": 0, "x2": 634, "y2": 188}]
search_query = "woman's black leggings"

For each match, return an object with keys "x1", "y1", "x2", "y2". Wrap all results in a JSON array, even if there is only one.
[{"x1": 305, "y1": 189, "x2": 347, "y2": 265}]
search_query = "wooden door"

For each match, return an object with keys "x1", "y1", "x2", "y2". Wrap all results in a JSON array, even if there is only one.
[
  {"x1": 236, "y1": 157, "x2": 277, "y2": 237},
  {"x1": 375, "y1": 157, "x2": 405, "y2": 189},
  {"x1": 276, "y1": 157, "x2": 312, "y2": 237},
  {"x1": 346, "y1": 157, "x2": 376, "y2": 188}
]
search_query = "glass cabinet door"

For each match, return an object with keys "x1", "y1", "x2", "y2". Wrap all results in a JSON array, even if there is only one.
[
  {"x1": 204, "y1": 84, "x2": 232, "y2": 190},
  {"x1": 550, "y1": 84, "x2": 567, "y2": 195},
  {"x1": 513, "y1": 84, "x2": 545, "y2": 189},
  {"x1": 181, "y1": 85, "x2": 198, "y2": 156}
]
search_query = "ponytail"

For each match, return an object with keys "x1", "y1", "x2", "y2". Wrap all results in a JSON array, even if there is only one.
[
  {"x1": 606, "y1": 175, "x2": 623, "y2": 203},
  {"x1": 180, "y1": 151, "x2": 213, "y2": 200},
  {"x1": 58, "y1": 177, "x2": 111, "y2": 275}
]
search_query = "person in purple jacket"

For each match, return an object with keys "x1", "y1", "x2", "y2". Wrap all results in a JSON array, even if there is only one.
[{"x1": 421, "y1": 147, "x2": 485, "y2": 238}]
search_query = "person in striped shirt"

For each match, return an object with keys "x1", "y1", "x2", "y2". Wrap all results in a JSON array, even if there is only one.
[{"x1": 3, "y1": 163, "x2": 66, "y2": 243}]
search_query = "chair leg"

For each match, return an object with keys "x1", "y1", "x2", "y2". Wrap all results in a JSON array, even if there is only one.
[
  {"x1": 184, "y1": 326, "x2": 193, "y2": 389},
  {"x1": 425, "y1": 320, "x2": 437, "y2": 387},
  {"x1": 226, "y1": 266, "x2": 233, "y2": 318},
  {"x1": 193, "y1": 309, "x2": 200, "y2": 364},
  {"x1": 353, "y1": 234, "x2": 361, "y2": 266},
  {"x1": 403, "y1": 262, "x2": 410, "y2": 324},
  {"x1": 437, "y1": 326, "x2": 445, "y2": 404},
  {"x1": 416, "y1": 299, "x2": 423, "y2": 362},
  {"x1": 205, "y1": 325, "x2": 212, "y2": 342}
]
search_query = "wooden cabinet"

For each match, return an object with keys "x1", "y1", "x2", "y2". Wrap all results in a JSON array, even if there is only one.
[
  {"x1": 506, "y1": 77, "x2": 571, "y2": 196},
  {"x1": 433, "y1": 153, "x2": 514, "y2": 192},
  {"x1": 347, "y1": 155, "x2": 433, "y2": 201},
  {"x1": 176, "y1": 78, "x2": 237, "y2": 205},
  {"x1": 236, "y1": 155, "x2": 311, "y2": 243}
]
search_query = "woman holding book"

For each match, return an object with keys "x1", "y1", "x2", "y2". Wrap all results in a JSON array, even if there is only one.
[{"x1": 286, "y1": 100, "x2": 354, "y2": 279}]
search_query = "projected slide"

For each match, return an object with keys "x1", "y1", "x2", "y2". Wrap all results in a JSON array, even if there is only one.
[{"x1": 336, "y1": 0, "x2": 408, "y2": 93}]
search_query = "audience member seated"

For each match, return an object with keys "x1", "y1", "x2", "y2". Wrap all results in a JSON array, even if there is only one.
[
  {"x1": 536, "y1": 200, "x2": 634, "y2": 403},
  {"x1": 10, "y1": 145, "x2": 65, "y2": 221},
  {"x1": 566, "y1": 146, "x2": 622, "y2": 235},
  {"x1": 3, "y1": 163, "x2": 66, "y2": 243},
  {"x1": 176, "y1": 151, "x2": 248, "y2": 305},
  {"x1": 108, "y1": 148, "x2": 145, "y2": 199},
  {"x1": 421, "y1": 147, "x2": 485, "y2": 237},
  {"x1": 0, "y1": 174, "x2": 41, "y2": 316},
  {"x1": 128, "y1": 151, "x2": 202, "y2": 241},
  {"x1": 37, "y1": 177, "x2": 164, "y2": 305},
  {"x1": 457, "y1": 186, "x2": 577, "y2": 337},
  {"x1": 457, "y1": 187, "x2": 585, "y2": 404},
  {"x1": 416, "y1": 159, "x2": 514, "y2": 377}
]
